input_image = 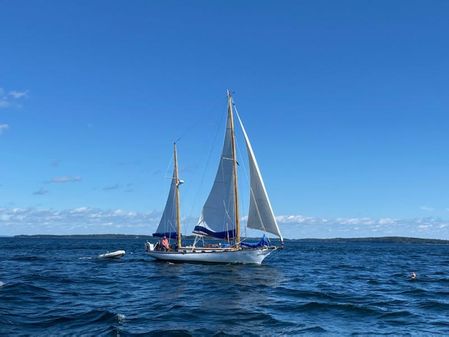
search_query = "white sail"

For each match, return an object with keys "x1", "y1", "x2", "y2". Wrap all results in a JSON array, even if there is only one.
[
  {"x1": 153, "y1": 167, "x2": 178, "y2": 238},
  {"x1": 235, "y1": 111, "x2": 283, "y2": 241},
  {"x1": 193, "y1": 108, "x2": 236, "y2": 239}
]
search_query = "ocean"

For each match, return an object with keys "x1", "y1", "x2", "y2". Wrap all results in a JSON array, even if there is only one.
[{"x1": 1, "y1": 237, "x2": 448, "y2": 336}]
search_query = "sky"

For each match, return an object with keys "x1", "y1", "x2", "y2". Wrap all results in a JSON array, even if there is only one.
[{"x1": 1, "y1": 0, "x2": 449, "y2": 238}]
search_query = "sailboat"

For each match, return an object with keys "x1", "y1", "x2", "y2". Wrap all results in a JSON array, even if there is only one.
[{"x1": 145, "y1": 90, "x2": 283, "y2": 264}]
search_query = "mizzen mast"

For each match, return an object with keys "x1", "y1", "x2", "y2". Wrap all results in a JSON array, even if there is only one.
[{"x1": 173, "y1": 142, "x2": 182, "y2": 249}]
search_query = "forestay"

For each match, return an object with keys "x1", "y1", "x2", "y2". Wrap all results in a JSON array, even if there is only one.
[
  {"x1": 153, "y1": 166, "x2": 178, "y2": 239},
  {"x1": 193, "y1": 108, "x2": 237, "y2": 240},
  {"x1": 236, "y1": 111, "x2": 283, "y2": 241}
]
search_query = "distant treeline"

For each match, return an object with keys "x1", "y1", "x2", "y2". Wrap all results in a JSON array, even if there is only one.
[
  {"x1": 13, "y1": 234, "x2": 155, "y2": 240},
  {"x1": 10, "y1": 234, "x2": 449, "y2": 244}
]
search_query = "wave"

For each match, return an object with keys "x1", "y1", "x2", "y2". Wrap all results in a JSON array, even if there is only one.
[
  {"x1": 297, "y1": 301, "x2": 382, "y2": 316},
  {"x1": 114, "y1": 328, "x2": 249, "y2": 337},
  {"x1": 117, "y1": 329, "x2": 194, "y2": 337},
  {"x1": 10, "y1": 255, "x2": 47, "y2": 262},
  {"x1": 32, "y1": 309, "x2": 120, "y2": 328},
  {"x1": 399, "y1": 288, "x2": 429, "y2": 296},
  {"x1": 274, "y1": 286, "x2": 341, "y2": 301},
  {"x1": 297, "y1": 326, "x2": 327, "y2": 333},
  {"x1": 379, "y1": 310, "x2": 416, "y2": 319},
  {"x1": 0, "y1": 282, "x2": 52, "y2": 297},
  {"x1": 1, "y1": 309, "x2": 126, "y2": 336},
  {"x1": 418, "y1": 300, "x2": 449, "y2": 311},
  {"x1": 78, "y1": 256, "x2": 94, "y2": 260}
]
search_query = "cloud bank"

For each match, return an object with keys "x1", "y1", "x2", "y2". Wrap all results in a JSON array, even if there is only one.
[
  {"x1": 1, "y1": 207, "x2": 449, "y2": 239},
  {"x1": 274, "y1": 214, "x2": 449, "y2": 240},
  {"x1": 0, "y1": 207, "x2": 161, "y2": 236}
]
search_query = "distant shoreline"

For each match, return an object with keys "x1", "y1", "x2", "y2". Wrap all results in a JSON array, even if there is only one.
[{"x1": 5, "y1": 234, "x2": 449, "y2": 244}]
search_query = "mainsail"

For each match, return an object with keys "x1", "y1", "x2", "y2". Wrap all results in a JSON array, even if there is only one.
[
  {"x1": 153, "y1": 152, "x2": 179, "y2": 239},
  {"x1": 235, "y1": 111, "x2": 283, "y2": 241},
  {"x1": 193, "y1": 103, "x2": 237, "y2": 240},
  {"x1": 193, "y1": 91, "x2": 282, "y2": 244}
]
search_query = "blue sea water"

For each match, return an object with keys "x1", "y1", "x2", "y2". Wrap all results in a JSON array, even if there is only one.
[{"x1": 1, "y1": 238, "x2": 449, "y2": 336}]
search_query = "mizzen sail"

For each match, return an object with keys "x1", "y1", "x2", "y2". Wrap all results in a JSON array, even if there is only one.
[{"x1": 153, "y1": 160, "x2": 179, "y2": 239}]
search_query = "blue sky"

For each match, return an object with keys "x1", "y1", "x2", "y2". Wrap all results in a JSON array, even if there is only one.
[{"x1": 1, "y1": 1, "x2": 449, "y2": 238}]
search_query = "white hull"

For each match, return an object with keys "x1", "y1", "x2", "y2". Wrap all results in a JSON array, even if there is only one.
[
  {"x1": 147, "y1": 247, "x2": 275, "y2": 265},
  {"x1": 98, "y1": 250, "x2": 126, "y2": 259}
]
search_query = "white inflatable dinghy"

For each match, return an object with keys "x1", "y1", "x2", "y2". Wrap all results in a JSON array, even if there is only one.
[{"x1": 98, "y1": 250, "x2": 126, "y2": 259}]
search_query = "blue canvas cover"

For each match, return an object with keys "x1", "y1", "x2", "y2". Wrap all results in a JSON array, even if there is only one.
[{"x1": 241, "y1": 235, "x2": 271, "y2": 248}]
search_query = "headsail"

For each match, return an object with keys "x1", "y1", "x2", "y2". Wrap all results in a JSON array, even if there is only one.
[
  {"x1": 193, "y1": 102, "x2": 237, "y2": 240},
  {"x1": 235, "y1": 111, "x2": 283, "y2": 242},
  {"x1": 153, "y1": 151, "x2": 179, "y2": 239}
]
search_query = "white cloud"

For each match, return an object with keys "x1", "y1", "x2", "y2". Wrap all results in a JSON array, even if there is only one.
[
  {"x1": 378, "y1": 218, "x2": 397, "y2": 225},
  {"x1": 51, "y1": 160, "x2": 61, "y2": 167},
  {"x1": 102, "y1": 184, "x2": 120, "y2": 191},
  {"x1": 0, "y1": 87, "x2": 28, "y2": 109},
  {"x1": 0, "y1": 124, "x2": 9, "y2": 135},
  {"x1": 335, "y1": 217, "x2": 376, "y2": 225},
  {"x1": 9, "y1": 90, "x2": 28, "y2": 99},
  {"x1": 47, "y1": 176, "x2": 81, "y2": 184},
  {"x1": 32, "y1": 187, "x2": 49, "y2": 196},
  {"x1": 420, "y1": 206, "x2": 435, "y2": 212},
  {"x1": 99, "y1": 183, "x2": 133, "y2": 192},
  {"x1": 275, "y1": 214, "x2": 320, "y2": 224},
  {"x1": 418, "y1": 224, "x2": 430, "y2": 230}
]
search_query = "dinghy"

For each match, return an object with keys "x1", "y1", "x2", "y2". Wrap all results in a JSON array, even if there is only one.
[
  {"x1": 146, "y1": 90, "x2": 283, "y2": 264},
  {"x1": 98, "y1": 250, "x2": 126, "y2": 259}
]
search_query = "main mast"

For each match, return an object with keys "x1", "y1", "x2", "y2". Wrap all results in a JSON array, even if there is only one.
[
  {"x1": 227, "y1": 90, "x2": 240, "y2": 246},
  {"x1": 174, "y1": 142, "x2": 182, "y2": 249}
]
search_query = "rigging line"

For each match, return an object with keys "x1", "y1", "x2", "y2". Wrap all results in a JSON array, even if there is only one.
[
  {"x1": 174, "y1": 95, "x2": 224, "y2": 143},
  {"x1": 173, "y1": 120, "x2": 199, "y2": 144},
  {"x1": 235, "y1": 105, "x2": 274, "y2": 237},
  {"x1": 223, "y1": 200, "x2": 231, "y2": 243},
  {"x1": 233, "y1": 104, "x2": 252, "y2": 237},
  {"x1": 155, "y1": 149, "x2": 175, "y2": 235},
  {"x1": 173, "y1": 97, "x2": 223, "y2": 233},
  {"x1": 162, "y1": 151, "x2": 174, "y2": 181},
  {"x1": 238, "y1": 128, "x2": 267, "y2": 235},
  {"x1": 186, "y1": 101, "x2": 226, "y2": 224}
]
